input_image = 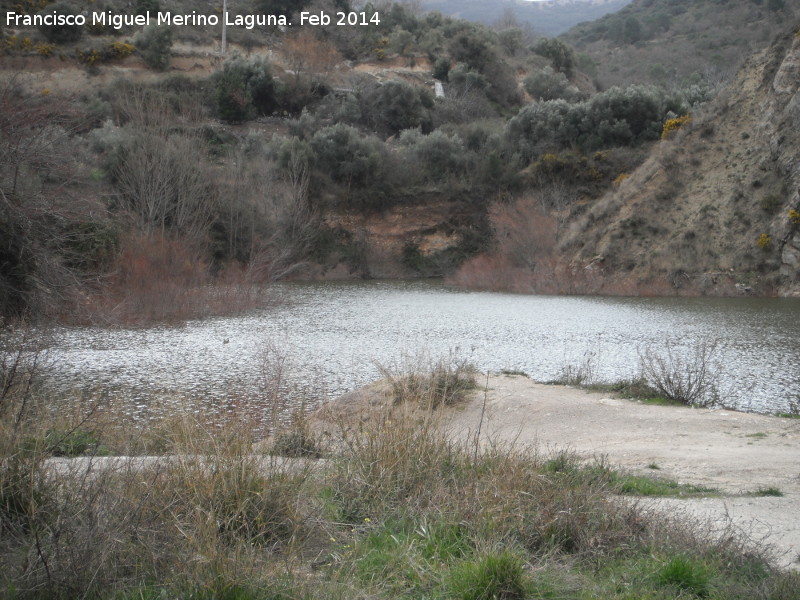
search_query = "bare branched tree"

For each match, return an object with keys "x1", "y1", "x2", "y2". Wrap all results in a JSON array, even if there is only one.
[
  {"x1": 111, "y1": 82, "x2": 206, "y2": 129},
  {"x1": 431, "y1": 87, "x2": 495, "y2": 127},
  {"x1": 219, "y1": 142, "x2": 317, "y2": 282},
  {"x1": 0, "y1": 78, "x2": 90, "y2": 318},
  {"x1": 638, "y1": 339, "x2": 720, "y2": 407},
  {"x1": 247, "y1": 146, "x2": 317, "y2": 281},
  {"x1": 112, "y1": 132, "x2": 217, "y2": 240},
  {"x1": 535, "y1": 181, "x2": 575, "y2": 238},
  {"x1": 108, "y1": 86, "x2": 217, "y2": 241},
  {"x1": 282, "y1": 29, "x2": 341, "y2": 88}
]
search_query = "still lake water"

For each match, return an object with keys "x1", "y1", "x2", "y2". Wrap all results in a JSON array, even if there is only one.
[{"x1": 47, "y1": 280, "x2": 800, "y2": 416}]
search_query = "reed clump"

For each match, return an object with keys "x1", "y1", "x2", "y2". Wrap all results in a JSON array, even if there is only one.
[{"x1": 378, "y1": 353, "x2": 478, "y2": 409}]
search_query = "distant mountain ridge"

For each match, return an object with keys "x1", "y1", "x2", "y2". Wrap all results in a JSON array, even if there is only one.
[{"x1": 417, "y1": 0, "x2": 632, "y2": 35}]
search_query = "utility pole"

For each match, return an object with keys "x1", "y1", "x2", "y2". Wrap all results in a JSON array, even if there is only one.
[{"x1": 221, "y1": 0, "x2": 228, "y2": 54}]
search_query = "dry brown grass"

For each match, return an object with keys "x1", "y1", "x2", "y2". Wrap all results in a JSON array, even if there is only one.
[
  {"x1": 377, "y1": 353, "x2": 478, "y2": 410},
  {"x1": 1, "y1": 408, "x2": 312, "y2": 597},
  {"x1": 323, "y1": 381, "x2": 640, "y2": 559}
]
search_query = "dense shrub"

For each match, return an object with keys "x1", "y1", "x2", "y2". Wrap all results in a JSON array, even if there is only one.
[
  {"x1": 484, "y1": 61, "x2": 523, "y2": 108},
  {"x1": 498, "y1": 27, "x2": 525, "y2": 56},
  {"x1": 524, "y1": 67, "x2": 580, "y2": 102},
  {"x1": 364, "y1": 79, "x2": 433, "y2": 135},
  {"x1": 681, "y1": 81, "x2": 716, "y2": 107},
  {"x1": 447, "y1": 60, "x2": 519, "y2": 110},
  {"x1": 37, "y1": 2, "x2": 82, "y2": 44},
  {"x1": 432, "y1": 56, "x2": 451, "y2": 81},
  {"x1": 214, "y1": 69, "x2": 253, "y2": 124},
  {"x1": 532, "y1": 38, "x2": 576, "y2": 77},
  {"x1": 610, "y1": 16, "x2": 644, "y2": 44},
  {"x1": 135, "y1": 0, "x2": 159, "y2": 15},
  {"x1": 661, "y1": 114, "x2": 692, "y2": 139},
  {"x1": 63, "y1": 221, "x2": 120, "y2": 272},
  {"x1": 135, "y1": 24, "x2": 172, "y2": 71},
  {"x1": 431, "y1": 88, "x2": 496, "y2": 127},
  {"x1": 448, "y1": 62, "x2": 489, "y2": 93},
  {"x1": 401, "y1": 129, "x2": 467, "y2": 177},
  {"x1": 506, "y1": 99, "x2": 575, "y2": 160},
  {"x1": 213, "y1": 54, "x2": 278, "y2": 122},
  {"x1": 310, "y1": 124, "x2": 385, "y2": 187},
  {"x1": 447, "y1": 25, "x2": 496, "y2": 72},
  {"x1": 507, "y1": 84, "x2": 687, "y2": 160}
]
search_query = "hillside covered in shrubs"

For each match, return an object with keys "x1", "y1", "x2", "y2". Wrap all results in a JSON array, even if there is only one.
[
  {"x1": 563, "y1": 0, "x2": 799, "y2": 89},
  {"x1": 1, "y1": 0, "x2": 799, "y2": 323}
]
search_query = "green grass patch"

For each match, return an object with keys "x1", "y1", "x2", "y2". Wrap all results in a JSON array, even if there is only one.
[
  {"x1": 613, "y1": 474, "x2": 719, "y2": 497},
  {"x1": 540, "y1": 455, "x2": 718, "y2": 498},
  {"x1": 634, "y1": 395, "x2": 686, "y2": 406},
  {"x1": 775, "y1": 412, "x2": 800, "y2": 419},
  {"x1": 583, "y1": 551, "x2": 781, "y2": 600},
  {"x1": 448, "y1": 550, "x2": 528, "y2": 600},
  {"x1": 748, "y1": 486, "x2": 784, "y2": 497},
  {"x1": 45, "y1": 428, "x2": 110, "y2": 457},
  {"x1": 22, "y1": 428, "x2": 110, "y2": 457},
  {"x1": 744, "y1": 432, "x2": 768, "y2": 439},
  {"x1": 499, "y1": 369, "x2": 528, "y2": 377},
  {"x1": 656, "y1": 554, "x2": 716, "y2": 598},
  {"x1": 583, "y1": 378, "x2": 682, "y2": 405},
  {"x1": 347, "y1": 517, "x2": 474, "y2": 598}
]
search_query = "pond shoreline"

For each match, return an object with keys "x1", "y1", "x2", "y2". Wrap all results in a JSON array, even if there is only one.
[{"x1": 39, "y1": 280, "x2": 800, "y2": 415}]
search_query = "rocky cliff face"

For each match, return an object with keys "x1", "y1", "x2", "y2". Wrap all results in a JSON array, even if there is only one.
[
  {"x1": 764, "y1": 31, "x2": 800, "y2": 289},
  {"x1": 561, "y1": 26, "x2": 800, "y2": 296}
]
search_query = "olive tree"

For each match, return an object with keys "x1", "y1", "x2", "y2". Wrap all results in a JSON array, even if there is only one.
[
  {"x1": 310, "y1": 124, "x2": 385, "y2": 187},
  {"x1": 362, "y1": 79, "x2": 432, "y2": 136},
  {"x1": 532, "y1": 38, "x2": 576, "y2": 77},
  {"x1": 524, "y1": 67, "x2": 579, "y2": 102},
  {"x1": 135, "y1": 25, "x2": 173, "y2": 71},
  {"x1": 213, "y1": 54, "x2": 279, "y2": 122},
  {"x1": 38, "y1": 2, "x2": 82, "y2": 43}
]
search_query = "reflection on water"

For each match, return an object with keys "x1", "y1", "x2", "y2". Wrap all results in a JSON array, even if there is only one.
[{"x1": 46, "y1": 280, "x2": 800, "y2": 416}]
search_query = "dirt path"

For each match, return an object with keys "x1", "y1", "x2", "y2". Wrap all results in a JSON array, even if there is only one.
[{"x1": 322, "y1": 374, "x2": 800, "y2": 569}]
